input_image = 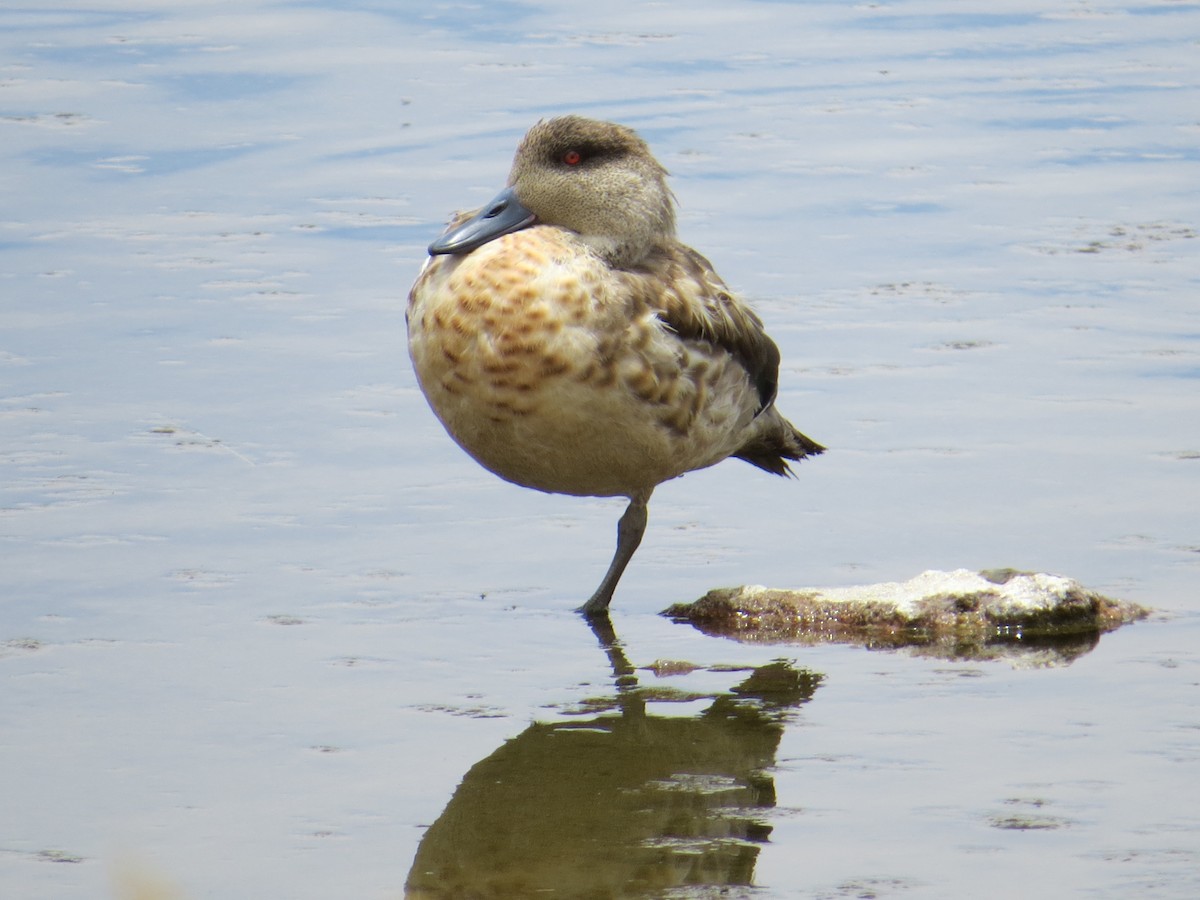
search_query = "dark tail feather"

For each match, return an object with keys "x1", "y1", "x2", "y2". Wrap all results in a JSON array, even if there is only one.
[{"x1": 735, "y1": 414, "x2": 825, "y2": 477}]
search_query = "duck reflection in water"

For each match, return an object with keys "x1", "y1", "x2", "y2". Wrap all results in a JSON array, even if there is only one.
[{"x1": 405, "y1": 619, "x2": 821, "y2": 898}]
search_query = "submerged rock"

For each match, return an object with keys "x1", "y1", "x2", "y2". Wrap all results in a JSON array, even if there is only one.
[{"x1": 663, "y1": 569, "x2": 1151, "y2": 665}]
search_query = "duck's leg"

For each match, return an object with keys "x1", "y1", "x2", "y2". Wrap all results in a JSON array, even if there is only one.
[{"x1": 578, "y1": 494, "x2": 650, "y2": 618}]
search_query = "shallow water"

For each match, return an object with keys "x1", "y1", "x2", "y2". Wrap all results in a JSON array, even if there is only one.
[{"x1": 2, "y1": 1, "x2": 1198, "y2": 897}]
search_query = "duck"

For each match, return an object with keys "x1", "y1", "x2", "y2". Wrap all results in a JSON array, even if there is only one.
[{"x1": 407, "y1": 115, "x2": 824, "y2": 617}]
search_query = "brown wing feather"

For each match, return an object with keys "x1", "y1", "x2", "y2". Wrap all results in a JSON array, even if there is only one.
[
  {"x1": 621, "y1": 245, "x2": 781, "y2": 412},
  {"x1": 619, "y1": 243, "x2": 825, "y2": 474}
]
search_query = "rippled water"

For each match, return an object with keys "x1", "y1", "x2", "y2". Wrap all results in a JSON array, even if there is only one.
[{"x1": 2, "y1": 2, "x2": 1198, "y2": 898}]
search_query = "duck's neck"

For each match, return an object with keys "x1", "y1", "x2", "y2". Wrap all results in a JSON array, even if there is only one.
[{"x1": 582, "y1": 228, "x2": 675, "y2": 271}]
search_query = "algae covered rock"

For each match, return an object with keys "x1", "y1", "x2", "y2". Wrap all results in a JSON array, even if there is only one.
[{"x1": 664, "y1": 569, "x2": 1150, "y2": 664}]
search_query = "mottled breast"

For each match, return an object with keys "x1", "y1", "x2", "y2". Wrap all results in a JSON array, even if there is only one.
[{"x1": 407, "y1": 227, "x2": 760, "y2": 498}]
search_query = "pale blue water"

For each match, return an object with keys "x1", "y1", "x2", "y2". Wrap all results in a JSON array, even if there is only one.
[{"x1": 2, "y1": 2, "x2": 1198, "y2": 898}]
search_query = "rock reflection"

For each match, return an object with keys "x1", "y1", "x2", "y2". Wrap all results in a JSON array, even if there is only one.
[
  {"x1": 405, "y1": 618, "x2": 820, "y2": 898},
  {"x1": 672, "y1": 616, "x2": 1117, "y2": 667}
]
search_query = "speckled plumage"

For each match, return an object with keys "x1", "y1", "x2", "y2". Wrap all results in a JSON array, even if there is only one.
[{"x1": 408, "y1": 116, "x2": 824, "y2": 616}]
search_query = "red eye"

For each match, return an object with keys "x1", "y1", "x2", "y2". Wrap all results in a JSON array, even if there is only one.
[{"x1": 562, "y1": 149, "x2": 582, "y2": 166}]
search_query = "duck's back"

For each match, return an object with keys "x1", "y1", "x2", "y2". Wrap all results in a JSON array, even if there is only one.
[{"x1": 408, "y1": 226, "x2": 769, "y2": 498}]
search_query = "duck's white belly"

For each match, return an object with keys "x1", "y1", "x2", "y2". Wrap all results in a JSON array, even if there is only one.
[{"x1": 407, "y1": 228, "x2": 759, "y2": 498}]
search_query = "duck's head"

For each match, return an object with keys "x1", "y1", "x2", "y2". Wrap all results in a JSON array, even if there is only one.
[{"x1": 429, "y1": 116, "x2": 676, "y2": 269}]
